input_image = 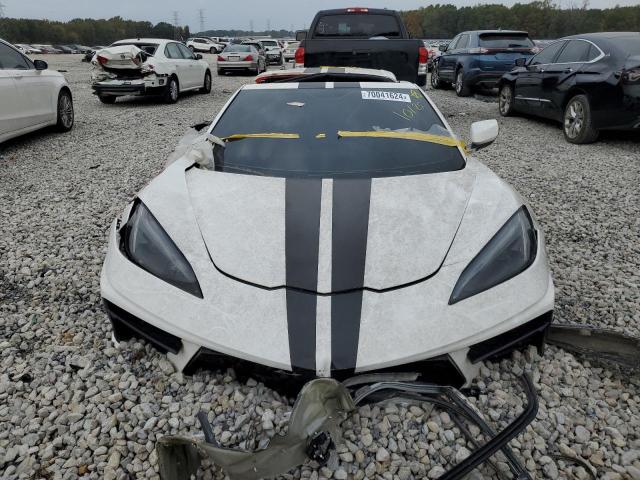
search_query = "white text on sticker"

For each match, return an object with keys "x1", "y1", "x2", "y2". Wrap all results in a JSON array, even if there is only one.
[{"x1": 361, "y1": 91, "x2": 411, "y2": 103}]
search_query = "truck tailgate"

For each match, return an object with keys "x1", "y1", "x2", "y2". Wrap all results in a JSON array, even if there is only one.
[{"x1": 304, "y1": 39, "x2": 422, "y2": 83}]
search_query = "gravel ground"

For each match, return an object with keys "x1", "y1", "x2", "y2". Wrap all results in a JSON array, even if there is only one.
[{"x1": 0, "y1": 55, "x2": 639, "y2": 480}]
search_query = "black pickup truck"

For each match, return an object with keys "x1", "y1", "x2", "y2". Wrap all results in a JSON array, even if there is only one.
[{"x1": 296, "y1": 7, "x2": 427, "y2": 86}]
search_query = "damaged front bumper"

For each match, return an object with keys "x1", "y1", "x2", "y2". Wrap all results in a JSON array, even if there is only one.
[{"x1": 157, "y1": 374, "x2": 538, "y2": 480}]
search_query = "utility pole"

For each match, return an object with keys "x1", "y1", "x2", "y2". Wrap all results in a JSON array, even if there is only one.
[
  {"x1": 198, "y1": 9, "x2": 205, "y2": 33},
  {"x1": 267, "y1": 19, "x2": 271, "y2": 32},
  {"x1": 172, "y1": 11, "x2": 180, "y2": 40},
  {"x1": 249, "y1": 20, "x2": 254, "y2": 33}
]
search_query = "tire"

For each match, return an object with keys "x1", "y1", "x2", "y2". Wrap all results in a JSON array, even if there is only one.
[
  {"x1": 55, "y1": 90, "x2": 74, "y2": 131},
  {"x1": 430, "y1": 66, "x2": 448, "y2": 89},
  {"x1": 210, "y1": 47, "x2": 216, "y2": 54},
  {"x1": 563, "y1": 94, "x2": 599, "y2": 144},
  {"x1": 163, "y1": 76, "x2": 179, "y2": 104},
  {"x1": 498, "y1": 83, "x2": 516, "y2": 117},
  {"x1": 188, "y1": 45, "x2": 195, "y2": 51},
  {"x1": 98, "y1": 95, "x2": 116, "y2": 104},
  {"x1": 200, "y1": 71, "x2": 212, "y2": 94},
  {"x1": 455, "y1": 68, "x2": 471, "y2": 97}
]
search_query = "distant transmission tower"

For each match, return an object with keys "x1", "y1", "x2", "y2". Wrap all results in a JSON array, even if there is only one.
[
  {"x1": 198, "y1": 9, "x2": 205, "y2": 33},
  {"x1": 0, "y1": 2, "x2": 6, "y2": 18},
  {"x1": 172, "y1": 11, "x2": 180, "y2": 40},
  {"x1": 249, "y1": 20, "x2": 254, "y2": 32},
  {"x1": 267, "y1": 19, "x2": 271, "y2": 32}
]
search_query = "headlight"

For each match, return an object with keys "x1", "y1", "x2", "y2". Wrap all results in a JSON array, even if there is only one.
[
  {"x1": 120, "y1": 201, "x2": 203, "y2": 298},
  {"x1": 449, "y1": 207, "x2": 537, "y2": 304}
]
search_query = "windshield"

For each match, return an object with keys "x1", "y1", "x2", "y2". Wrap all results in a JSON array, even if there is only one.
[
  {"x1": 479, "y1": 34, "x2": 534, "y2": 48},
  {"x1": 314, "y1": 14, "x2": 401, "y2": 38},
  {"x1": 209, "y1": 86, "x2": 465, "y2": 179},
  {"x1": 224, "y1": 45, "x2": 251, "y2": 53}
]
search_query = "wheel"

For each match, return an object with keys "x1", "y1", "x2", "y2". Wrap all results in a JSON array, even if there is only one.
[
  {"x1": 163, "y1": 76, "x2": 179, "y2": 104},
  {"x1": 455, "y1": 69, "x2": 471, "y2": 97},
  {"x1": 430, "y1": 66, "x2": 448, "y2": 89},
  {"x1": 563, "y1": 94, "x2": 599, "y2": 144},
  {"x1": 98, "y1": 95, "x2": 116, "y2": 104},
  {"x1": 498, "y1": 83, "x2": 515, "y2": 117},
  {"x1": 55, "y1": 90, "x2": 74, "y2": 131},
  {"x1": 189, "y1": 45, "x2": 195, "y2": 51},
  {"x1": 210, "y1": 47, "x2": 216, "y2": 54},
  {"x1": 200, "y1": 71, "x2": 212, "y2": 94}
]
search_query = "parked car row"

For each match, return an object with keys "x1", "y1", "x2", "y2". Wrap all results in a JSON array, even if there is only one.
[
  {"x1": 431, "y1": 29, "x2": 640, "y2": 144},
  {"x1": 12, "y1": 43, "x2": 93, "y2": 54}
]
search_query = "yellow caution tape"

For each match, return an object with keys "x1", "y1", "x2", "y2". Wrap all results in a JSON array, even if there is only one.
[
  {"x1": 223, "y1": 133, "x2": 300, "y2": 141},
  {"x1": 337, "y1": 130, "x2": 467, "y2": 149}
]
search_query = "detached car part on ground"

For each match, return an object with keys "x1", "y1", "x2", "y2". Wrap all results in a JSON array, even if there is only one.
[
  {"x1": 101, "y1": 73, "x2": 555, "y2": 392},
  {"x1": 157, "y1": 375, "x2": 539, "y2": 480},
  {"x1": 90, "y1": 39, "x2": 212, "y2": 104},
  {"x1": 498, "y1": 31, "x2": 640, "y2": 144}
]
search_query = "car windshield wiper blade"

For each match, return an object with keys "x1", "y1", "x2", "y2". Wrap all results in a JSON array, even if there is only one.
[{"x1": 222, "y1": 133, "x2": 300, "y2": 141}]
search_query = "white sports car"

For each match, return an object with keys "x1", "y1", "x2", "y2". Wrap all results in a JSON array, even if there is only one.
[{"x1": 101, "y1": 69, "x2": 554, "y2": 390}]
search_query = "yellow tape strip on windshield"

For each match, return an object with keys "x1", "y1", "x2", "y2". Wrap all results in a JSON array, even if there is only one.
[
  {"x1": 223, "y1": 133, "x2": 300, "y2": 141},
  {"x1": 337, "y1": 130, "x2": 466, "y2": 149}
]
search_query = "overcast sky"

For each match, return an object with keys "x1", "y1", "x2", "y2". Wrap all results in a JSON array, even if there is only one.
[{"x1": 3, "y1": 0, "x2": 637, "y2": 31}]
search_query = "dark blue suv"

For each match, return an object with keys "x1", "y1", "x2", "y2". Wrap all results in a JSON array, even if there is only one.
[{"x1": 431, "y1": 30, "x2": 536, "y2": 96}]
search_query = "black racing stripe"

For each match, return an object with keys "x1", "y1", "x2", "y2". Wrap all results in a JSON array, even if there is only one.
[
  {"x1": 334, "y1": 82, "x2": 361, "y2": 88},
  {"x1": 331, "y1": 179, "x2": 372, "y2": 372},
  {"x1": 285, "y1": 178, "x2": 322, "y2": 371}
]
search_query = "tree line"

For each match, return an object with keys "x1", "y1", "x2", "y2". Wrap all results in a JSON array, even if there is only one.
[
  {"x1": 198, "y1": 29, "x2": 294, "y2": 39},
  {"x1": 401, "y1": 1, "x2": 640, "y2": 39},
  {"x1": 0, "y1": 17, "x2": 191, "y2": 45}
]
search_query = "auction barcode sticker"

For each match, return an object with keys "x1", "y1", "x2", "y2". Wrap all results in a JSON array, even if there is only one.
[{"x1": 361, "y1": 90, "x2": 411, "y2": 103}]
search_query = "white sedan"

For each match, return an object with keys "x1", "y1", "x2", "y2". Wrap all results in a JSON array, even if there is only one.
[
  {"x1": 91, "y1": 39, "x2": 212, "y2": 104},
  {"x1": 0, "y1": 39, "x2": 74, "y2": 144}
]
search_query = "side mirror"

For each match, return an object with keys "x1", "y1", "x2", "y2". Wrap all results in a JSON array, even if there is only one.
[
  {"x1": 515, "y1": 57, "x2": 527, "y2": 67},
  {"x1": 470, "y1": 119, "x2": 499, "y2": 151},
  {"x1": 295, "y1": 30, "x2": 307, "y2": 42},
  {"x1": 195, "y1": 53, "x2": 203, "y2": 60},
  {"x1": 34, "y1": 59, "x2": 48, "y2": 70}
]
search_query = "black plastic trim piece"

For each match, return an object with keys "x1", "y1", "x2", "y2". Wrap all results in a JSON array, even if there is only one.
[
  {"x1": 103, "y1": 299, "x2": 182, "y2": 355},
  {"x1": 467, "y1": 311, "x2": 553, "y2": 364}
]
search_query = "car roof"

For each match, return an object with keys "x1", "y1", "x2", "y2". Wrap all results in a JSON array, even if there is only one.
[
  {"x1": 255, "y1": 66, "x2": 398, "y2": 84},
  {"x1": 317, "y1": 8, "x2": 397, "y2": 15},
  {"x1": 243, "y1": 80, "x2": 415, "y2": 91},
  {"x1": 563, "y1": 31, "x2": 640, "y2": 41},
  {"x1": 461, "y1": 30, "x2": 529, "y2": 35},
  {"x1": 113, "y1": 38, "x2": 171, "y2": 45}
]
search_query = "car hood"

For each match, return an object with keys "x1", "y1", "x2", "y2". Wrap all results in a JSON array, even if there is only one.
[{"x1": 184, "y1": 168, "x2": 475, "y2": 293}]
